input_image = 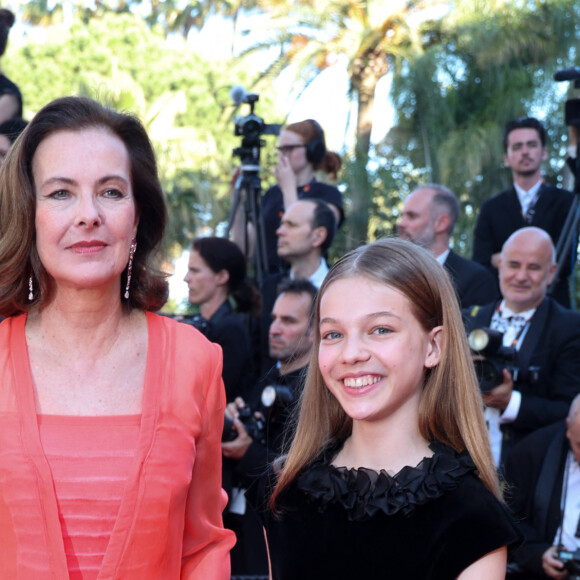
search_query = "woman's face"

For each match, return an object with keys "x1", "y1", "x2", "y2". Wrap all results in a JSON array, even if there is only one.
[
  {"x1": 277, "y1": 129, "x2": 310, "y2": 174},
  {"x1": 318, "y1": 276, "x2": 442, "y2": 427},
  {"x1": 184, "y1": 250, "x2": 226, "y2": 307},
  {"x1": 33, "y1": 128, "x2": 138, "y2": 295}
]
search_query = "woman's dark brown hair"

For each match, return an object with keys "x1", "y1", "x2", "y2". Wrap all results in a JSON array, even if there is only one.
[
  {"x1": 0, "y1": 96, "x2": 168, "y2": 315},
  {"x1": 192, "y1": 236, "x2": 261, "y2": 316}
]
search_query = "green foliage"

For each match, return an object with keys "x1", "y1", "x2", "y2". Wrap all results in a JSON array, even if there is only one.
[
  {"x1": 4, "y1": 12, "x2": 282, "y2": 255},
  {"x1": 387, "y1": 0, "x2": 580, "y2": 261}
]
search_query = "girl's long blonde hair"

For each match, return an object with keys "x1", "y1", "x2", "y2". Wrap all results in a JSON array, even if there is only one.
[{"x1": 270, "y1": 238, "x2": 500, "y2": 509}]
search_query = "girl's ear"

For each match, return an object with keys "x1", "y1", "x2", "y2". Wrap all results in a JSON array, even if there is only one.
[{"x1": 425, "y1": 326, "x2": 443, "y2": 369}]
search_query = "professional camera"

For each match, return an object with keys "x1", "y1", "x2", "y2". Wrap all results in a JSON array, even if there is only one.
[
  {"x1": 557, "y1": 547, "x2": 580, "y2": 578},
  {"x1": 221, "y1": 384, "x2": 295, "y2": 444},
  {"x1": 260, "y1": 384, "x2": 294, "y2": 424},
  {"x1": 554, "y1": 68, "x2": 580, "y2": 129},
  {"x1": 159, "y1": 313, "x2": 212, "y2": 337},
  {"x1": 467, "y1": 327, "x2": 540, "y2": 393},
  {"x1": 222, "y1": 406, "x2": 265, "y2": 444},
  {"x1": 178, "y1": 314, "x2": 212, "y2": 337},
  {"x1": 231, "y1": 88, "x2": 281, "y2": 169}
]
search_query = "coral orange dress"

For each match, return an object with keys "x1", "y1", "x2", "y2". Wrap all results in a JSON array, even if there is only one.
[{"x1": 0, "y1": 312, "x2": 235, "y2": 579}]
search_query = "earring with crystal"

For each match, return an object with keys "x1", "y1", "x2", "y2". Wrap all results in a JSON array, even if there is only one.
[
  {"x1": 124, "y1": 239, "x2": 137, "y2": 300},
  {"x1": 28, "y1": 276, "x2": 34, "y2": 301}
]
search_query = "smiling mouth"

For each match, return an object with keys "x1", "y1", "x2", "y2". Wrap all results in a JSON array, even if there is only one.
[{"x1": 343, "y1": 375, "x2": 382, "y2": 388}]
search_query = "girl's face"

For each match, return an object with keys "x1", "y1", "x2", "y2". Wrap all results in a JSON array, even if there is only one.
[{"x1": 318, "y1": 276, "x2": 442, "y2": 427}]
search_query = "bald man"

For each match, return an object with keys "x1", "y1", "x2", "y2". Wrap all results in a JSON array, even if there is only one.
[
  {"x1": 397, "y1": 184, "x2": 498, "y2": 308},
  {"x1": 464, "y1": 227, "x2": 580, "y2": 466}
]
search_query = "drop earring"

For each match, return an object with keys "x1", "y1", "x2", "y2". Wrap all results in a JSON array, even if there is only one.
[
  {"x1": 124, "y1": 239, "x2": 137, "y2": 300},
  {"x1": 28, "y1": 276, "x2": 33, "y2": 301}
]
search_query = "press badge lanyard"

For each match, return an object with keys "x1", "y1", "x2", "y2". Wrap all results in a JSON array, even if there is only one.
[{"x1": 495, "y1": 304, "x2": 534, "y2": 349}]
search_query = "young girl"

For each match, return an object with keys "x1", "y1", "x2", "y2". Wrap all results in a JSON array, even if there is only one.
[{"x1": 250, "y1": 238, "x2": 520, "y2": 579}]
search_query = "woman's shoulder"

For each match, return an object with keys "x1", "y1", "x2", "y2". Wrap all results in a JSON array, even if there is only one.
[{"x1": 147, "y1": 312, "x2": 221, "y2": 360}]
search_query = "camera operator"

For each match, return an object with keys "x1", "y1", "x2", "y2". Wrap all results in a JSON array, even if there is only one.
[
  {"x1": 231, "y1": 119, "x2": 344, "y2": 275},
  {"x1": 221, "y1": 278, "x2": 317, "y2": 576},
  {"x1": 464, "y1": 227, "x2": 580, "y2": 468},
  {"x1": 505, "y1": 394, "x2": 580, "y2": 579},
  {"x1": 472, "y1": 116, "x2": 574, "y2": 307}
]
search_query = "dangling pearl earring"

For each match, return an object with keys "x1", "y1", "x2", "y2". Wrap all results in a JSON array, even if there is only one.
[
  {"x1": 28, "y1": 276, "x2": 34, "y2": 301},
  {"x1": 124, "y1": 239, "x2": 137, "y2": 300}
]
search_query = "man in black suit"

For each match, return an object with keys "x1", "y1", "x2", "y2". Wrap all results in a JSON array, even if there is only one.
[
  {"x1": 505, "y1": 395, "x2": 580, "y2": 579},
  {"x1": 464, "y1": 227, "x2": 580, "y2": 468},
  {"x1": 472, "y1": 116, "x2": 574, "y2": 307},
  {"x1": 397, "y1": 183, "x2": 499, "y2": 308}
]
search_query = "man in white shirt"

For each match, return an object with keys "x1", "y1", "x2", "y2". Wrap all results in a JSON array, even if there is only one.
[
  {"x1": 506, "y1": 394, "x2": 580, "y2": 579},
  {"x1": 472, "y1": 116, "x2": 574, "y2": 307},
  {"x1": 276, "y1": 198, "x2": 336, "y2": 289},
  {"x1": 465, "y1": 227, "x2": 580, "y2": 467}
]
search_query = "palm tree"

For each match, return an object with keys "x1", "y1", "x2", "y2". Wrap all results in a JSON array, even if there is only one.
[
  {"x1": 234, "y1": 0, "x2": 449, "y2": 247},
  {"x1": 388, "y1": 0, "x2": 580, "y2": 255}
]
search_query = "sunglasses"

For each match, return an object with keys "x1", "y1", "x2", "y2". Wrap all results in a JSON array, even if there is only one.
[{"x1": 276, "y1": 144, "x2": 306, "y2": 155}]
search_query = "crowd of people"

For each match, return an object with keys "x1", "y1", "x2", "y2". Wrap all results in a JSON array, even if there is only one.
[{"x1": 0, "y1": 50, "x2": 579, "y2": 579}]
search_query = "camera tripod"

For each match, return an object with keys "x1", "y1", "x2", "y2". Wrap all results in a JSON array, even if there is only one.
[
  {"x1": 549, "y1": 74, "x2": 580, "y2": 305},
  {"x1": 225, "y1": 165, "x2": 269, "y2": 290}
]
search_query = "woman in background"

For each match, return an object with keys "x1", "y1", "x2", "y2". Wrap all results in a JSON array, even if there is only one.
[
  {"x1": 0, "y1": 8, "x2": 22, "y2": 122},
  {"x1": 184, "y1": 236, "x2": 260, "y2": 403},
  {"x1": 0, "y1": 96, "x2": 234, "y2": 579},
  {"x1": 251, "y1": 238, "x2": 520, "y2": 579}
]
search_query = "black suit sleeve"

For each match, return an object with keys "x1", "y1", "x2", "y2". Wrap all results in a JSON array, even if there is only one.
[
  {"x1": 514, "y1": 309, "x2": 580, "y2": 432},
  {"x1": 472, "y1": 200, "x2": 498, "y2": 271}
]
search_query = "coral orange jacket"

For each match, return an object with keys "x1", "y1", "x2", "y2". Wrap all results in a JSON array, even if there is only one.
[{"x1": 0, "y1": 312, "x2": 235, "y2": 579}]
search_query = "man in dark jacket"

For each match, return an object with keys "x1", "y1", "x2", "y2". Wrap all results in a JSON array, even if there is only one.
[
  {"x1": 397, "y1": 183, "x2": 499, "y2": 308},
  {"x1": 505, "y1": 394, "x2": 580, "y2": 579},
  {"x1": 472, "y1": 116, "x2": 574, "y2": 307},
  {"x1": 464, "y1": 227, "x2": 580, "y2": 468}
]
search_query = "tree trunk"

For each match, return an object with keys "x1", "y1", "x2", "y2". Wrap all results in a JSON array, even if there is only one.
[{"x1": 348, "y1": 49, "x2": 387, "y2": 249}]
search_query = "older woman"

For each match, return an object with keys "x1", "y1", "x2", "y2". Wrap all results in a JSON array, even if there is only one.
[{"x1": 0, "y1": 97, "x2": 234, "y2": 579}]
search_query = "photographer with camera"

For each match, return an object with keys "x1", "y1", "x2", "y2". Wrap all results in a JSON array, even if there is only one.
[
  {"x1": 221, "y1": 278, "x2": 317, "y2": 577},
  {"x1": 505, "y1": 394, "x2": 580, "y2": 579},
  {"x1": 464, "y1": 227, "x2": 580, "y2": 468},
  {"x1": 231, "y1": 119, "x2": 344, "y2": 276}
]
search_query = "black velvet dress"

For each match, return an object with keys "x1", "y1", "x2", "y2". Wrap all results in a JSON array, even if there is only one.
[{"x1": 249, "y1": 440, "x2": 521, "y2": 579}]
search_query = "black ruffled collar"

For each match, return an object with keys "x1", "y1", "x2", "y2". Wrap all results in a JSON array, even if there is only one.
[{"x1": 295, "y1": 439, "x2": 476, "y2": 522}]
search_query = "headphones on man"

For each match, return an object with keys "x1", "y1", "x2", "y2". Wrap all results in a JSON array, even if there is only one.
[{"x1": 305, "y1": 119, "x2": 327, "y2": 164}]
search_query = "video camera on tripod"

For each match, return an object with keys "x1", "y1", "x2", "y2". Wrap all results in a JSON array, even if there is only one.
[
  {"x1": 226, "y1": 87, "x2": 281, "y2": 288},
  {"x1": 231, "y1": 87, "x2": 281, "y2": 170}
]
